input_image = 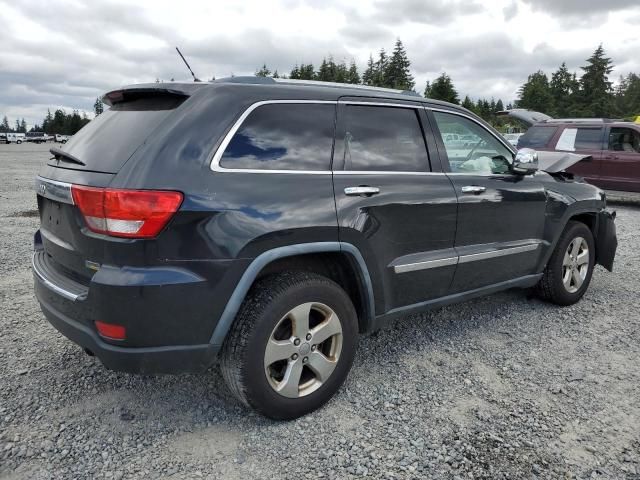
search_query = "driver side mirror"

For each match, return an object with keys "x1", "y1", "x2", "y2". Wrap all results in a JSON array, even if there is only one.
[{"x1": 513, "y1": 148, "x2": 539, "y2": 175}]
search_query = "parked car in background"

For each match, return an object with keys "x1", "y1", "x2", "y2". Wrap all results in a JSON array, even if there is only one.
[
  {"x1": 33, "y1": 79, "x2": 617, "y2": 419},
  {"x1": 26, "y1": 132, "x2": 51, "y2": 144},
  {"x1": 499, "y1": 109, "x2": 640, "y2": 193},
  {"x1": 5, "y1": 133, "x2": 25, "y2": 144},
  {"x1": 55, "y1": 134, "x2": 70, "y2": 144},
  {"x1": 0, "y1": 133, "x2": 6, "y2": 143}
]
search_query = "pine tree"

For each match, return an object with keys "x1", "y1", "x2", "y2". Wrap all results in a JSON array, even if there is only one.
[
  {"x1": 614, "y1": 73, "x2": 640, "y2": 118},
  {"x1": 550, "y1": 62, "x2": 579, "y2": 117},
  {"x1": 516, "y1": 71, "x2": 553, "y2": 113},
  {"x1": 255, "y1": 63, "x2": 271, "y2": 77},
  {"x1": 362, "y1": 55, "x2": 376, "y2": 86},
  {"x1": 579, "y1": 45, "x2": 614, "y2": 117},
  {"x1": 461, "y1": 95, "x2": 475, "y2": 111},
  {"x1": 289, "y1": 65, "x2": 301, "y2": 79},
  {"x1": 15, "y1": 119, "x2": 20, "y2": 132},
  {"x1": 0, "y1": 116, "x2": 10, "y2": 132},
  {"x1": 427, "y1": 73, "x2": 459, "y2": 104},
  {"x1": 316, "y1": 58, "x2": 331, "y2": 82},
  {"x1": 19, "y1": 118, "x2": 27, "y2": 133},
  {"x1": 373, "y1": 49, "x2": 388, "y2": 87},
  {"x1": 94, "y1": 97, "x2": 104, "y2": 116},
  {"x1": 495, "y1": 99, "x2": 504, "y2": 112},
  {"x1": 347, "y1": 60, "x2": 360, "y2": 84},
  {"x1": 272, "y1": 70, "x2": 280, "y2": 78},
  {"x1": 299, "y1": 63, "x2": 315, "y2": 80},
  {"x1": 384, "y1": 39, "x2": 414, "y2": 90}
]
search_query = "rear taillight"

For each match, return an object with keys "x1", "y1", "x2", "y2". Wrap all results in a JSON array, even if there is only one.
[{"x1": 71, "y1": 186, "x2": 183, "y2": 239}]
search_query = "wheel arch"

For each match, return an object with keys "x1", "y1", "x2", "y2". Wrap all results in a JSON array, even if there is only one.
[{"x1": 209, "y1": 242, "x2": 375, "y2": 348}]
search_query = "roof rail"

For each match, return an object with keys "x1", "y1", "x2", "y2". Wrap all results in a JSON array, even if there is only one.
[
  {"x1": 212, "y1": 76, "x2": 422, "y2": 97},
  {"x1": 544, "y1": 118, "x2": 623, "y2": 124}
]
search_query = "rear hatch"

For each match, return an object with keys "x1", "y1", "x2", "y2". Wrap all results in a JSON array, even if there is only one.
[{"x1": 36, "y1": 87, "x2": 191, "y2": 285}]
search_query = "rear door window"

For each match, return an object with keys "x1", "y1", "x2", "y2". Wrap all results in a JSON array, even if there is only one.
[
  {"x1": 53, "y1": 95, "x2": 185, "y2": 173},
  {"x1": 555, "y1": 127, "x2": 604, "y2": 151},
  {"x1": 219, "y1": 103, "x2": 335, "y2": 171},
  {"x1": 518, "y1": 126, "x2": 557, "y2": 148},
  {"x1": 608, "y1": 127, "x2": 640, "y2": 153},
  {"x1": 339, "y1": 105, "x2": 429, "y2": 172}
]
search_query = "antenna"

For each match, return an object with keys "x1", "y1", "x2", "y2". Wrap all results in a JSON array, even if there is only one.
[{"x1": 175, "y1": 47, "x2": 201, "y2": 82}]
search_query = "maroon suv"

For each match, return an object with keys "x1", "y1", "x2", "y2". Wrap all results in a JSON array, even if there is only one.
[{"x1": 501, "y1": 110, "x2": 640, "y2": 193}]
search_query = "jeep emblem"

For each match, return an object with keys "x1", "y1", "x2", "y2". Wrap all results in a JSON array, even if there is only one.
[{"x1": 40, "y1": 183, "x2": 46, "y2": 195}]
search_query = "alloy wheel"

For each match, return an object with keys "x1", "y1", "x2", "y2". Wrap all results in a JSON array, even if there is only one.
[
  {"x1": 562, "y1": 236, "x2": 589, "y2": 293},
  {"x1": 264, "y1": 302, "x2": 343, "y2": 398}
]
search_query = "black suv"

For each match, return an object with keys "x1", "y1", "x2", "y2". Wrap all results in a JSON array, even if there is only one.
[{"x1": 33, "y1": 78, "x2": 617, "y2": 419}]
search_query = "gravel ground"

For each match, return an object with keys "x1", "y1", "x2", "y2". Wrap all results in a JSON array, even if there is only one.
[{"x1": 1, "y1": 143, "x2": 639, "y2": 480}]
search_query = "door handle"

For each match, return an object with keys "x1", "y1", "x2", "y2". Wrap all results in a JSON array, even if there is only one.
[
  {"x1": 344, "y1": 186, "x2": 380, "y2": 196},
  {"x1": 461, "y1": 185, "x2": 486, "y2": 194}
]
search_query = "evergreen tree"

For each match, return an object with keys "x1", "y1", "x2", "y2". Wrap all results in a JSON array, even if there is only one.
[
  {"x1": 346, "y1": 60, "x2": 360, "y2": 84},
  {"x1": 15, "y1": 119, "x2": 20, "y2": 132},
  {"x1": 272, "y1": 70, "x2": 280, "y2": 78},
  {"x1": 316, "y1": 58, "x2": 331, "y2": 82},
  {"x1": 579, "y1": 45, "x2": 614, "y2": 117},
  {"x1": 461, "y1": 95, "x2": 475, "y2": 111},
  {"x1": 299, "y1": 63, "x2": 315, "y2": 80},
  {"x1": 373, "y1": 49, "x2": 388, "y2": 87},
  {"x1": 362, "y1": 55, "x2": 376, "y2": 86},
  {"x1": 495, "y1": 99, "x2": 504, "y2": 112},
  {"x1": 255, "y1": 63, "x2": 271, "y2": 77},
  {"x1": 614, "y1": 73, "x2": 640, "y2": 118},
  {"x1": 516, "y1": 71, "x2": 553, "y2": 113},
  {"x1": 19, "y1": 118, "x2": 27, "y2": 133},
  {"x1": 289, "y1": 64, "x2": 301, "y2": 79},
  {"x1": 94, "y1": 97, "x2": 104, "y2": 116},
  {"x1": 427, "y1": 73, "x2": 459, "y2": 104},
  {"x1": 384, "y1": 39, "x2": 414, "y2": 90},
  {"x1": 550, "y1": 63, "x2": 580, "y2": 117},
  {"x1": 0, "y1": 116, "x2": 10, "y2": 132}
]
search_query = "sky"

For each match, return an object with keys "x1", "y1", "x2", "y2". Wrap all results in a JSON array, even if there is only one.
[{"x1": 1, "y1": 0, "x2": 639, "y2": 127}]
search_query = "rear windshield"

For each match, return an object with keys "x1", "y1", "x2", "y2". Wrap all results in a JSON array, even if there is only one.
[
  {"x1": 518, "y1": 126, "x2": 557, "y2": 148},
  {"x1": 50, "y1": 96, "x2": 184, "y2": 173}
]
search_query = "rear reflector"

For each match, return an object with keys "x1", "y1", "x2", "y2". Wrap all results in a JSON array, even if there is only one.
[
  {"x1": 71, "y1": 186, "x2": 182, "y2": 238},
  {"x1": 95, "y1": 321, "x2": 126, "y2": 340}
]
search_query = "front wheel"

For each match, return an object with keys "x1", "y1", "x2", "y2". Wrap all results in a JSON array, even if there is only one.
[
  {"x1": 536, "y1": 221, "x2": 595, "y2": 305},
  {"x1": 220, "y1": 272, "x2": 359, "y2": 420}
]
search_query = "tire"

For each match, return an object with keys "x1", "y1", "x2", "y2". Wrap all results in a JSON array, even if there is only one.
[
  {"x1": 536, "y1": 221, "x2": 595, "y2": 306},
  {"x1": 16, "y1": 140, "x2": 22, "y2": 144},
  {"x1": 220, "y1": 271, "x2": 359, "y2": 420}
]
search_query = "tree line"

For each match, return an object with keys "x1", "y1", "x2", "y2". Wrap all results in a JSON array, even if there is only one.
[
  {"x1": 255, "y1": 42, "x2": 638, "y2": 125},
  {"x1": 0, "y1": 98, "x2": 105, "y2": 135}
]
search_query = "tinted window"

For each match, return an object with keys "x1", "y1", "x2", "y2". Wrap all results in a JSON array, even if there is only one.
[
  {"x1": 518, "y1": 126, "x2": 557, "y2": 148},
  {"x1": 432, "y1": 111, "x2": 513, "y2": 174},
  {"x1": 608, "y1": 127, "x2": 640, "y2": 153},
  {"x1": 56, "y1": 95, "x2": 185, "y2": 173},
  {"x1": 220, "y1": 103, "x2": 335, "y2": 171},
  {"x1": 575, "y1": 128, "x2": 604, "y2": 150},
  {"x1": 341, "y1": 105, "x2": 429, "y2": 172}
]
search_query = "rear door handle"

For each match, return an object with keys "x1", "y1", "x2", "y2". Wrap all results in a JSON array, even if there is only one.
[
  {"x1": 344, "y1": 186, "x2": 380, "y2": 196},
  {"x1": 461, "y1": 185, "x2": 486, "y2": 194}
]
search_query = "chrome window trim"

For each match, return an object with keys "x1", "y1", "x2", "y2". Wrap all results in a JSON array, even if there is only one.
[
  {"x1": 338, "y1": 100, "x2": 423, "y2": 109},
  {"x1": 35, "y1": 176, "x2": 74, "y2": 204},
  {"x1": 393, "y1": 242, "x2": 541, "y2": 274},
  {"x1": 209, "y1": 100, "x2": 337, "y2": 174}
]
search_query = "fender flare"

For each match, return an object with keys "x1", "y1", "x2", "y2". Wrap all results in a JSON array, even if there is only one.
[{"x1": 208, "y1": 242, "x2": 375, "y2": 348}]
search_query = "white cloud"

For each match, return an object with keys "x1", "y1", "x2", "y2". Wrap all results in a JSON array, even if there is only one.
[{"x1": 0, "y1": 0, "x2": 639, "y2": 127}]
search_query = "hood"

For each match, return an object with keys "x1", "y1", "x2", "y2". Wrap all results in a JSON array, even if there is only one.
[
  {"x1": 537, "y1": 151, "x2": 591, "y2": 173},
  {"x1": 497, "y1": 109, "x2": 552, "y2": 126}
]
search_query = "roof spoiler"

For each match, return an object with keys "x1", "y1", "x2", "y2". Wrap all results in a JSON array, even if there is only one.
[{"x1": 102, "y1": 84, "x2": 203, "y2": 106}]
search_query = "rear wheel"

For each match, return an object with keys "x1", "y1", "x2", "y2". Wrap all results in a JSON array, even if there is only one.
[
  {"x1": 220, "y1": 271, "x2": 358, "y2": 420},
  {"x1": 536, "y1": 221, "x2": 595, "y2": 305}
]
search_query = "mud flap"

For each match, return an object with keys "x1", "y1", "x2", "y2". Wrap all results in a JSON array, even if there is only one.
[{"x1": 596, "y1": 210, "x2": 617, "y2": 272}]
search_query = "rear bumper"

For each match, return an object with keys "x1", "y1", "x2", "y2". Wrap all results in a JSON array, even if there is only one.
[{"x1": 37, "y1": 291, "x2": 218, "y2": 373}]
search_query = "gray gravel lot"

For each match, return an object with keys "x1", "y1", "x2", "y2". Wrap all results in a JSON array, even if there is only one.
[{"x1": 1, "y1": 143, "x2": 639, "y2": 479}]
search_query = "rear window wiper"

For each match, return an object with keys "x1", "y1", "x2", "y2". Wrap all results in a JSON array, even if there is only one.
[{"x1": 50, "y1": 147, "x2": 86, "y2": 166}]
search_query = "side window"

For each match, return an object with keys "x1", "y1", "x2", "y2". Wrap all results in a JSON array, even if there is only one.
[
  {"x1": 518, "y1": 126, "x2": 557, "y2": 148},
  {"x1": 608, "y1": 127, "x2": 640, "y2": 153},
  {"x1": 219, "y1": 103, "x2": 335, "y2": 171},
  {"x1": 432, "y1": 111, "x2": 514, "y2": 174},
  {"x1": 341, "y1": 105, "x2": 429, "y2": 172},
  {"x1": 556, "y1": 127, "x2": 604, "y2": 151}
]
